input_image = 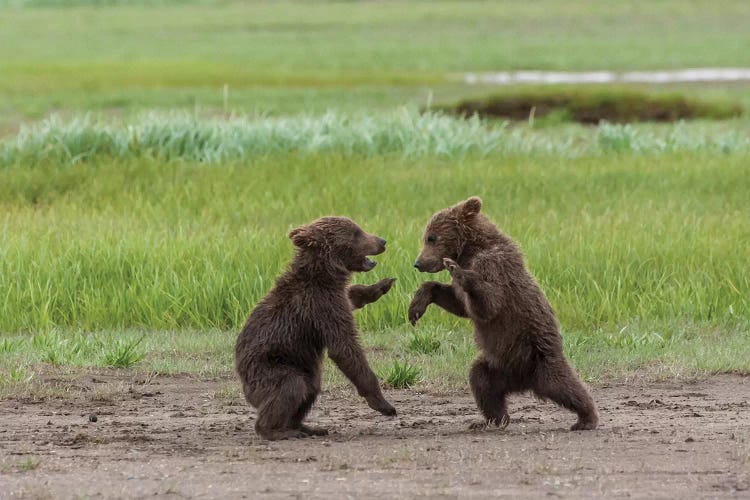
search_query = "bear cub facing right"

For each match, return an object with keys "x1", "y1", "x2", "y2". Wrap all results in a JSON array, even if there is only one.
[
  {"x1": 409, "y1": 197, "x2": 598, "y2": 431},
  {"x1": 236, "y1": 216, "x2": 397, "y2": 441}
]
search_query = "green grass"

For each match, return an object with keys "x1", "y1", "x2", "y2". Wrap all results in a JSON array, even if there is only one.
[
  {"x1": 407, "y1": 332, "x2": 442, "y2": 354},
  {"x1": 407, "y1": 331, "x2": 442, "y2": 355},
  {"x1": 382, "y1": 360, "x2": 422, "y2": 389},
  {"x1": 0, "y1": 120, "x2": 748, "y2": 393},
  {"x1": 1, "y1": 139, "x2": 748, "y2": 333},
  {"x1": 101, "y1": 335, "x2": 146, "y2": 368},
  {"x1": 0, "y1": 0, "x2": 748, "y2": 396}
]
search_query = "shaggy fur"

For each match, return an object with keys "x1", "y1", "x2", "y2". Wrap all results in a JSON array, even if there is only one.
[
  {"x1": 236, "y1": 216, "x2": 397, "y2": 440},
  {"x1": 410, "y1": 197, "x2": 598, "y2": 431}
]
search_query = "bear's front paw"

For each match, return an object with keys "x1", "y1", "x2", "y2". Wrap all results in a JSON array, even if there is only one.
[
  {"x1": 376, "y1": 277, "x2": 396, "y2": 296},
  {"x1": 408, "y1": 301, "x2": 426, "y2": 325},
  {"x1": 442, "y1": 258, "x2": 459, "y2": 274},
  {"x1": 366, "y1": 395, "x2": 397, "y2": 416},
  {"x1": 378, "y1": 402, "x2": 397, "y2": 417},
  {"x1": 408, "y1": 286, "x2": 432, "y2": 325}
]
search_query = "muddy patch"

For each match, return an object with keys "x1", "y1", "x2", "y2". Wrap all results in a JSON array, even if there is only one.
[
  {"x1": 1, "y1": 373, "x2": 748, "y2": 498},
  {"x1": 436, "y1": 89, "x2": 742, "y2": 124}
]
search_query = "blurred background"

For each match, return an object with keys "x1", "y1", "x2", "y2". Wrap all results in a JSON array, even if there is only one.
[{"x1": 1, "y1": 0, "x2": 749, "y2": 128}]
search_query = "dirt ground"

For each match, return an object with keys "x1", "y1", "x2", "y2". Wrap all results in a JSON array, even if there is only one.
[{"x1": 1, "y1": 372, "x2": 748, "y2": 499}]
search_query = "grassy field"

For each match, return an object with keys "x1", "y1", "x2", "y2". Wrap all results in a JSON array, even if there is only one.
[
  {"x1": 1, "y1": 1, "x2": 749, "y2": 397},
  {"x1": 1, "y1": 117, "x2": 748, "y2": 392}
]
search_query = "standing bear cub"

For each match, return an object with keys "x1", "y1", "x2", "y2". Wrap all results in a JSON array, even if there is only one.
[
  {"x1": 409, "y1": 197, "x2": 598, "y2": 431},
  {"x1": 236, "y1": 216, "x2": 397, "y2": 440}
]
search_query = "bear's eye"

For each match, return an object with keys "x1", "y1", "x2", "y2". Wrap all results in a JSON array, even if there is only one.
[
  {"x1": 353, "y1": 228, "x2": 363, "y2": 237},
  {"x1": 426, "y1": 235, "x2": 437, "y2": 245}
]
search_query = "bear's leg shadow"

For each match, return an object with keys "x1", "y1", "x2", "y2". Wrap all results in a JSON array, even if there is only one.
[
  {"x1": 533, "y1": 359, "x2": 599, "y2": 431},
  {"x1": 469, "y1": 357, "x2": 510, "y2": 429}
]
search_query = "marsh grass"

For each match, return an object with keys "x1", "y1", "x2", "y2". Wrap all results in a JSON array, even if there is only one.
[
  {"x1": 0, "y1": 111, "x2": 506, "y2": 165},
  {"x1": 2, "y1": 111, "x2": 748, "y2": 167}
]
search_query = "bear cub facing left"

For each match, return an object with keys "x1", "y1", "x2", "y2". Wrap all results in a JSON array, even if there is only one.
[{"x1": 236, "y1": 216, "x2": 397, "y2": 440}]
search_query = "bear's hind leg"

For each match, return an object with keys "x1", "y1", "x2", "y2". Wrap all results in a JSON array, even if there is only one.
[
  {"x1": 533, "y1": 359, "x2": 599, "y2": 431},
  {"x1": 254, "y1": 374, "x2": 310, "y2": 440},
  {"x1": 290, "y1": 376, "x2": 329, "y2": 437},
  {"x1": 469, "y1": 358, "x2": 510, "y2": 430},
  {"x1": 293, "y1": 397, "x2": 328, "y2": 436}
]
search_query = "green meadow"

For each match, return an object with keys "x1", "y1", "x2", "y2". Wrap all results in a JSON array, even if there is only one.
[{"x1": 0, "y1": 0, "x2": 749, "y2": 396}]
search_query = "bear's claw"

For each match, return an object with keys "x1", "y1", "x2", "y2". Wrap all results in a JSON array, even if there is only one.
[{"x1": 442, "y1": 258, "x2": 459, "y2": 274}]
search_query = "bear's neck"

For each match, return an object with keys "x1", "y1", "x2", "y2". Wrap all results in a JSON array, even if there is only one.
[
  {"x1": 459, "y1": 222, "x2": 516, "y2": 263},
  {"x1": 287, "y1": 255, "x2": 351, "y2": 289}
]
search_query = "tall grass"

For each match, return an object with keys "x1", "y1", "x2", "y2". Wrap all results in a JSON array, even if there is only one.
[
  {"x1": 1, "y1": 147, "x2": 747, "y2": 334},
  {"x1": 0, "y1": 111, "x2": 506, "y2": 165},
  {"x1": 1, "y1": 111, "x2": 748, "y2": 167}
]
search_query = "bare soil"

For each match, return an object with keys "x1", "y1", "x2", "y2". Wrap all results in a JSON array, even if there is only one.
[{"x1": 1, "y1": 372, "x2": 748, "y2": 499}]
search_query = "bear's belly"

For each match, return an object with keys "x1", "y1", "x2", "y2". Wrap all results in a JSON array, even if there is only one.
[{"x1": 473, "y1": 321, "x2": 534, "y2": 368}]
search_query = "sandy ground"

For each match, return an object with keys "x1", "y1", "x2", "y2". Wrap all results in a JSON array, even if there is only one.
[{"x1": 1, "y1": 372, "x2": 748, "y2": 499}]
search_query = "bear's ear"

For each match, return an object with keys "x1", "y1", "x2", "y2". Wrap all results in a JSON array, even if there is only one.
[
  {"x1": 459, "y1": 196, "x2": 482, "y2": 219},
  {"x1": 289, "y1": 225, "x2": 318, "y2": 248}
]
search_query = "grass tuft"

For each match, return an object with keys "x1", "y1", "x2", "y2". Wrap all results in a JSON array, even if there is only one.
[
  {"x1": 101, "y1": 336, "x2": 146, "y2": 368},
  {"x1": 17, "y1": 457, "x2": 41, "y2": 472},
  {"x1": 382, "y1": 360, "x2": 421, "y2": 388},
  {"x1": 407, "y1": 332, "x2": 442, "y2": 354}
]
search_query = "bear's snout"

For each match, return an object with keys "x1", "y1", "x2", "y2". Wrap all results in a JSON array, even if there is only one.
[
  {"x1": 369, "y1": 236, "x2": 387, "y2": 255},
  {"x1": 414, "y1": 257, "x2": 442, "y2": 273}
]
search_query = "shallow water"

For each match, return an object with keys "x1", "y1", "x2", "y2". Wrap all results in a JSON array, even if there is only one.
[{"x1": 464, "y1": 68, "x2": 750, "y2": 85}]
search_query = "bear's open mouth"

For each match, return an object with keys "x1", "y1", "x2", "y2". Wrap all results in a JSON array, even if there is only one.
[{"x1": 363, "y1": 257, "x2": 377, "y2": 270}]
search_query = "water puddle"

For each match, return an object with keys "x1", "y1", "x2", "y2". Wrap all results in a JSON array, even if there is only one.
[{"x1": 464, "y1": 68, "x2": 750, "y2": 85}]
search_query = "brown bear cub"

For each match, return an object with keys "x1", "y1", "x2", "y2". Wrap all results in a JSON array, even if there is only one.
[
  {"x1": 236, "y1": 216, "x2": 397, "y2": 440},
  {"x1": 410, "y1": 197, "x2": 598, "y2": 431}
]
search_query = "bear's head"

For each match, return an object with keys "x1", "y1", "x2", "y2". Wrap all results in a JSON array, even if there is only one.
[
  {"x1": 289, "y1": 216, "x2": 387, "y2": 273},
  {"x1": 413, "y1": 196, "x2": 483, "y2": 273}
]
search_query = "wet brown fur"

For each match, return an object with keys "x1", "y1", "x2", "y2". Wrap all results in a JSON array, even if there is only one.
[
  {"x1": 410, "y1": 197, "x2": 598, "y2": 431},
  {"x1": 236, "y1": 216, "x2": 397, "y2": 440}
]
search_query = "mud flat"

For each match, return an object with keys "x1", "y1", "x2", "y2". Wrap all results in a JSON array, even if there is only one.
[{"x1": 1, "y1": 372, "x2": 748, "y2": 498}]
